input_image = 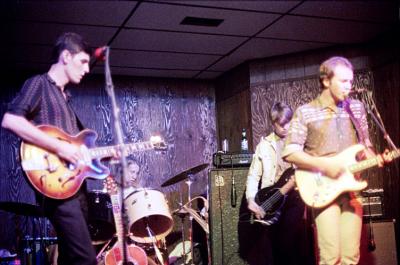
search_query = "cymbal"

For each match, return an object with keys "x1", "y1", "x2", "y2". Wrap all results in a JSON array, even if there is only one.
[{"x1": 161, "y1": 163, "x2": 208, "y2": 187}]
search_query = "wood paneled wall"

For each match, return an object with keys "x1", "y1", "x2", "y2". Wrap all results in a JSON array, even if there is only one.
[
  {"x1": 74, "y1": 76, "x2": 217, "y2": 196},
  {"x1": 215, "y1": 63, "x2": 252, "y2": 152}
]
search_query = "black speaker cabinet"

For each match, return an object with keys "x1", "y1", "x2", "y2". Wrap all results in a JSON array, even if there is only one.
[
  {"x1": 359, "y1": 219, "x2": 398, "y2": 265},
  {"x1": 209, "y1": 168, "x2": 249, "y2": 265}
]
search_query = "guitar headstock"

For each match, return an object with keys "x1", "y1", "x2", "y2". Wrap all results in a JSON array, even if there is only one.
[
  {"x1": 103, "y1": 176, "x2": 118, "y2": 195},
  {"x1": 150, "y1": 136, "x2": 167, "y2": 151}
]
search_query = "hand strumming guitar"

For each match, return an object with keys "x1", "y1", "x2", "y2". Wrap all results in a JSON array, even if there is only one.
[
  {"x1": 55, "y1": 140, "x2": 84, "y2": 165},
  {"x1": 248, "y1": 198, "x2": 266, "y2": 220}
]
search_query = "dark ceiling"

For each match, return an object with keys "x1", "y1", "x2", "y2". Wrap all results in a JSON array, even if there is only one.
[{"x1": 3, "y1": 1, "x2": 399, "y2": 80}]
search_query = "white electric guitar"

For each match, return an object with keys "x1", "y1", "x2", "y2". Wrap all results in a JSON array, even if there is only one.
[{"x1": 295, "y1": 144, "x2": 399, "y2": 208}]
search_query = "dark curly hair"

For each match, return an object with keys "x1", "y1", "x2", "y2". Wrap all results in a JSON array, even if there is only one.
[{"x1": 51, "y1": 32, "x2": 92, "y2": 63}]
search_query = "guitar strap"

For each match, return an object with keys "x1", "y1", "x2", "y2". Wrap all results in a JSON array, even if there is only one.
[{"x1": 343, "y1": 100, "x2": 368, "y2": 146}]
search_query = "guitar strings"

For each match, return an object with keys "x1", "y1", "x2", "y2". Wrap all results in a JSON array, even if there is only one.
[{"x1": 259, "y1": 189, "x2": 283, "y2": 210}]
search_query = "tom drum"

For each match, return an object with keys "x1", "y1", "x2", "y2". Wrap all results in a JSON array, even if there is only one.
[{"x1": 125, "y1": 189, "x2": 173, "y2": 243}]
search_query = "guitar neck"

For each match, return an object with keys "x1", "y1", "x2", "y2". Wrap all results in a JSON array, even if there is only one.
[
  {"x1": 110, "y1": 193, "x2": 127, "y2": 243},
  {"x1": 349, "y1": 149, "x2": 399, "y2": 174},
  {"x1": 90, "y1": 141, "x2": 155, "y2": 160}
]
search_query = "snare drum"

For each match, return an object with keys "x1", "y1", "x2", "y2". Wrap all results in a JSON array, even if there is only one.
[
  {"x1": 87, "y1": 190, "x2": 115, "y2": 244},
  {"x1": 125, "y1": 189, "x2": 173, "y2": 243}
]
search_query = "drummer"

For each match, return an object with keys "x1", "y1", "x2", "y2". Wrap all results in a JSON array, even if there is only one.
[{"x1": 121, "y1": 157, "x2": 143, "y2": 199}]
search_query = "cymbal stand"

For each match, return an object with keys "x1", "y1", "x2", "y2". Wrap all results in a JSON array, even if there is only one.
[
  {"x1": 185, "y1": 175, "x2": 195, "y2": 265},
  {"x1": 176, "y1": 188, "x2": 189, "y2": 265}
]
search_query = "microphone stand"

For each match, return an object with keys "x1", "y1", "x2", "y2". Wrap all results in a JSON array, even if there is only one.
[
  {"x1": 360, "y1": 89, "x2": 397, "y2": 253},
  {"x1": 185, "y1": 175, "x2": 195, "y2": 265},
  {"x1": 103, "y1": 47, "x2": 130, "y2": 265},
  {"x1": 361, "y1": 90, "x2": 398, "y2": 150}
]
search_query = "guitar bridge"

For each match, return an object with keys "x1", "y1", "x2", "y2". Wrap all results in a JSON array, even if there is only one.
[{"x1": 315, "y1": 172, "x2": 323, "y2": 186}]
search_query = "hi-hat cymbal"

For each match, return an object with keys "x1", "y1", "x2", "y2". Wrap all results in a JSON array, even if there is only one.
[{"x1": 161, "y1": 163, "x2": 208, "y2": 187}]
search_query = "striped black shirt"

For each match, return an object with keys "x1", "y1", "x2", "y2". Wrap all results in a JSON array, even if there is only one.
[{"x1": 7, "y1": 73, "x2": 80, "y2": 135}]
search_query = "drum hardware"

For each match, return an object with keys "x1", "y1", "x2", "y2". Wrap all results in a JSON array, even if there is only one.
[
  {"x1": 168, "y1": 240, "x2": 192, "y2": 264},
  {"x1": 22, "y1": 236, "x2": 58, "y2": 265},
  {"x1": 95, "y1": 236, "x2": 115, "y2": 264},
  {"x1": 172, "y1": 197, "x2": 209, "y2": 265},
  {"x1": 161, "y1": 163, "x2": 209, "y2": 265},
  {"x1": 177, "y1": 197, "x2": 209, "y2": 235},
  {"x1": 144, "y1": 220, "x2": 165, "y2": 265}
]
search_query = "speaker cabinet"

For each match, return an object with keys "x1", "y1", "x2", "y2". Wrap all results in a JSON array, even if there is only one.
[
  {"x1": 359, "y1": 219, "x2": 398, "y2": 265},
  {"x1": 209, "y1": 168, "x2": 249, "y2": 265}
]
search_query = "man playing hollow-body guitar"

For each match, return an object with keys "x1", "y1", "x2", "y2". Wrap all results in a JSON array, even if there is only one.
[
  {"x1": 1, "y1": 32, "x2": 96, "y2": 265},
  {"x1": 246, "y1": 102, "x2": 305, "y2": 265}
]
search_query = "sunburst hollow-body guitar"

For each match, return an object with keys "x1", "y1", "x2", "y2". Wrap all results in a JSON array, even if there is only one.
[{"x1": 20, "y1": 125, "x2": 166, "y2": 199}]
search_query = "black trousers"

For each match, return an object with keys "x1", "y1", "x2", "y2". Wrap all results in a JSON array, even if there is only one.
[
  {"x1": 239, "y1": 190, "x2": 308, "y2": 265},
  {"x1": 271, "y1": 191, "x2": 307, "y2": 265},
  {"x1": 41, "y1": 191, "x2": 96, "y2": 265}
]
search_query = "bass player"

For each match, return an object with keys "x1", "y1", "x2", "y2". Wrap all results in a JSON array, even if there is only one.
[{"x1": 245, "y1": 102, "x2": 306, "y2": 265}]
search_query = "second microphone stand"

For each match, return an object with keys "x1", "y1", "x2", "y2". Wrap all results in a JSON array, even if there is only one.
[
  {"x1": 361, "y1": 89, "x2": 398, "y2": 151},
  {"x1": 359, "y1": 88, "x2": 399, "y2": 252}
]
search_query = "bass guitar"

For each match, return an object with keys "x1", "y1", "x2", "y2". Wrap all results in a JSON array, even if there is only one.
[
  {"x1": 295, "y1": 144, "x2": 399, "y2": 208},
  {"x1": 20, "y1": 125, "x2": 166, "y2": 199},
  {"x1": 104, "y1": 176, "x2": 148, "y2": 265},
  {"x1": 252, "y1": 167, "x2": 296, "y2": 226}
]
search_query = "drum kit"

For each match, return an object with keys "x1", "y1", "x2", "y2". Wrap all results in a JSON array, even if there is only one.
[{"x1": 89, "y1": 163, "x2": 209, "y2": 265}]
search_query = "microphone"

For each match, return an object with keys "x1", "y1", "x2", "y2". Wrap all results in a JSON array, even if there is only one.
[
  {"x1": 349, "y1": 88, "x2": 368, "y2": 95},
  {"x1": 94, "y1": 46, "x2": 108, "y2": 61},
  {"x1": 367, "y1": 222, "x2": 376, "y2": 252},
  {"x1": 231, "y1": 175, "x2": 237, "y2": 207},
  {"x1": 368, "y1": 237, "x2": 376, "y2": 252}
]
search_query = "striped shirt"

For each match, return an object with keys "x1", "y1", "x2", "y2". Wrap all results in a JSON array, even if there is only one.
[
  {"x1": 7, "y1": 74, "x2": 80, "y2": 135},
  {"x1": 283, "y1": 96, "x2": 370, "y2": 158}
]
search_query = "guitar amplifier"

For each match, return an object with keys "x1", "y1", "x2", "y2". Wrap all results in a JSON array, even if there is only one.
[
  {"x1": 212, "y1": 152, "x2": 253, "y2": 168},
  {"x1": 209, "y1": 168, "x2": 249, "y2": 265},
  {"x1": 361, "y1": 189, "x2": 384, "y2": 218}
]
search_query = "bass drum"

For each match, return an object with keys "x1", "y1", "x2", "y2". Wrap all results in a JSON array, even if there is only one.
[
  {"x1": 87, "y1": 190, "x2": 115, "y2": 244},
  {"x1": 125, "y1": 189, "x2": 173, "y2": 243},
  {"x1": 104, "y1": 244, "x2": 148, "y2": 265}
]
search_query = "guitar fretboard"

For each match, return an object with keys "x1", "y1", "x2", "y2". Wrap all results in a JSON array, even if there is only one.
[
  {"x1": 349, "y1": 149, "x2": 399, "y2": 173},
  {"x1": 90, "y1": 141, "x2": 155, "y2": 160},
  {"x1": 110, "y1": 193, "x2": 126, "y2": 242}
]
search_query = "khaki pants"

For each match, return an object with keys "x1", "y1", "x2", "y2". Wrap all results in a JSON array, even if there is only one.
[{"x1": 314, "y1": 193, "x2": 363, "y2": 265}]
